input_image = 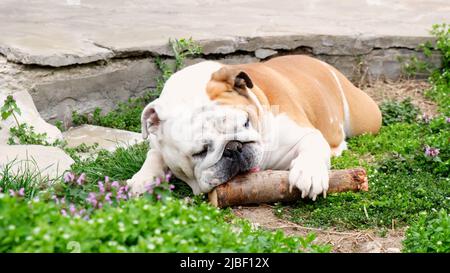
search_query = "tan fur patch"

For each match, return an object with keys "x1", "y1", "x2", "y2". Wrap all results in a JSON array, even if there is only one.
[{"x1": 206, "y1": 55, "x2": 382, "y2": 148}]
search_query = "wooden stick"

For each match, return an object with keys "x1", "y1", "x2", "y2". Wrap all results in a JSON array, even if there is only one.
[{"x1": 208, "y1": 168, "x2": 368, "y2": 208}]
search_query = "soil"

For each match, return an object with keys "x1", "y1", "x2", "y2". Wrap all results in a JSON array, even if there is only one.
[
  {"x1": 363, "y1": 79, "x2": 437, "y2": 116},
  {"x1": 230, "y1": 79, "x2": 436, "y2": 253},
  {"x1": 233, "y1": 205, "x2": 404, "y2": 253}
]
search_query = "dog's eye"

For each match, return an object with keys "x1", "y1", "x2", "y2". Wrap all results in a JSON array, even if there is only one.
[
  {"x1": 244, "y1": 117, "x2": 250, "y2": 128},
  {"x1": 192, "y1": 145, "x2": 208, "y2": 157}
]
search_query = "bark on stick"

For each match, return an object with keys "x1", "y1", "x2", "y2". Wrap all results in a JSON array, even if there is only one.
[{"x1": 208, "y1": 168, "x2": 368, "y2": 208}]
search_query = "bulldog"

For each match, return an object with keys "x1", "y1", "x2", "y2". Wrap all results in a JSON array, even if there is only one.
[{"x1": 127, "y1": 55, "x2": 381, "y2": 200}]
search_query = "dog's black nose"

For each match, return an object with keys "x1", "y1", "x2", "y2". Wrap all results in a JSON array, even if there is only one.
[{"x1": 223, "y1": 141, "x2": 243, "y2": 157}]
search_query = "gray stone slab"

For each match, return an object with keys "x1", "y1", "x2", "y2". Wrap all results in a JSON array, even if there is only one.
[
  {"x1": 0, "y1": 0, "x2": 448, "y2": 66},
  {"x1": 0, "y1": 145, "x2": 74, "y2": 181},
  {"x1": 63, "y1": 124, "x2": 144, "y2": 152},
  {"x1": 30, "y1": 58, "x2": 160, "y2": 123}
]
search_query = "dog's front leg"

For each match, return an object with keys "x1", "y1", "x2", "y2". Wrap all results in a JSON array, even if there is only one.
[
  {"x1": 127, "y1": 149, "x2": 167, "y2": 196},
  {"x1": 289, "y1": 130, "x2": 332, "y2": 201}
]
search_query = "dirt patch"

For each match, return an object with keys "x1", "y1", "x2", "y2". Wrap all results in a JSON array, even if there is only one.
[
  {"x1": 232, "y1": 205, "x2": 404, "y2": 253},
  {"x1": 362, "y1": 80, "x2": 437, "y2": 116}
]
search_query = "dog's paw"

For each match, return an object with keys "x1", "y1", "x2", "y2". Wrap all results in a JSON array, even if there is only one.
[
  {"x1": 288, "y1": 154, "x2": 330, "y2": 201},
  {"x1": 127, "y1": 175, "x2": 159, "y2": 197},
  {"x1": 126, "y1": 178, "x2": 148, "y2": 197}
]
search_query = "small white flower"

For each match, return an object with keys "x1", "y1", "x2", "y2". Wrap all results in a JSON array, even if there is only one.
[{"x1": 147, "y1": 243, "x2": 155, "y2": 250}]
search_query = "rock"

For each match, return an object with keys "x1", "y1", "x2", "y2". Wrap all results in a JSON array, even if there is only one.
[
  {"x1": 0, "y1": 90, "x2": 63, "y2": 145},
  {"x1": 0, "y1": 145, "x2": 74, "y2": 181},
  {"x1": 361, "y1": 241, "x2": 383, "y2": 253},
  {"x1": 0, "y1": 32, "x2": 114, "y2": 67},
  {"x1": 255, "y1": 49, "x2": 278, "y2": 59},
  {"x1": 1, "y1": 0, "x2": 447, "y2": 66},
  {"x1": 31, "y1": 58, "x2": 160, "y2": 123},
  {"x1": 63, "y1": 124, "x2": 144, "y2": 152},
  {"x1": 386, "y1": 247, "x2": 401, "y2": 253}
]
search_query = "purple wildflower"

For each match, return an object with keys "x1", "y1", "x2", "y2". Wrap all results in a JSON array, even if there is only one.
[
  {"x1": 155, "y1": 177, "x2": 161, "y2": 186},
  {"x1": 69, "y1": 204, "x2": 76, "y2": 214},
  {"x1": 8, "y1": 188, "x2": 25, "y2": 197},
  {"x1": 51, "y1": 195, "x2": 59, "y2": 204},
  {"x1": 60, "y1": 197, "x2": 66, "y2": 204},
  {"x1": 157, "y1": 194, "x2": 162, "y2": 200},
  {"x1": 446, "y1": 117, "x2": 450, "y2": 123},
  {"x1": 61, "y1": 209, "x2": 68, "y2": 217},
  {"x1": 104, "y1": 176, "x2": 110, "y2": 183},
  {"x1": 169, "y1": 184, "x2": 175, "y2": 191},
  {"x1": 165, "y1": 172, "x2": 172, "y2": 182},
  {"x1": 424, "y1": 146, "x2": 440, "y2": 157},
  {"x1": 64, "y1": 172, "x2": 75, "y2": 183},
  {"x1": 105, "y1": 193, "x2": 112, "y2": 204},
  {"x1": 111, "y1": 181, "x2": 120, "y2": 188},
  {"x1": 76, "y1": 173, "x2": 86, "y2": 185},
  {"x1": 116, "y1": 185, "x2": 130, "y2": 201},
  {"x1": 98, "y1": 181, "x2": 105, "y2": 193},
  {"x1": 78, "y1": 209, "x2": 86, "y2": 216},
  {"x1": 17, "y1": 188, "x2": 25, "y2": 197},
  {"x1": 422, "y1": 114, "x2": 432, "y2": 124},
  {"x1": 145, "y1": 183, "x2": 154, "y2": 194},
  {"x1": 86, "y1": 192, "x2": 98, "y2": 207}
]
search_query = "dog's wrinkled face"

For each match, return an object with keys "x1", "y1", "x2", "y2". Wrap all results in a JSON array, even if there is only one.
[
  {"x1": 143, "y1": 102, "x2": 263, "y2": 194},
  {"x1": 140, "y1": 66, "x2": 268, "y2": 194}
]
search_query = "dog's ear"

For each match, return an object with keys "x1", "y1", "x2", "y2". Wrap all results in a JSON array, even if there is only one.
[
  {"x1": 234, "y1": 71, "x2": 254, "y2": 92},
  {"x1": 141, "y1": 100, "x2": 161, "y2": 139},
  {"x1": 211, "y1": 67, "x2": 253, "y2": 98}
]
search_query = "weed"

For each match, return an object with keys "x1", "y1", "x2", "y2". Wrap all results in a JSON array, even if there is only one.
[
  {"x1": 380, "y1": 98, "x2": 420, "y2": 126},
  {"x1": 403, "y1": 210, "x2": 449, "y2": 253}
]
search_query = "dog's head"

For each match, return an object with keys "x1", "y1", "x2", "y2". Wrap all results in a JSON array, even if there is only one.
[{"x1": 141, "y1": 67, "x2": 264, "y2": 194}]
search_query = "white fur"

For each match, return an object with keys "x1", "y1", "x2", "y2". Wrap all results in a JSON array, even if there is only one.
[
  {"x1": 259, "y1": 112, "x2": 331, "y2": 200},
  {"x1": 158, "y1": 61, "x2": 223, "y2": 113},
  {"x1": 319, "y1": 60, "x2": 352, "y2": 138},
  {"x1": 329, "y1": 69, "x2": 351, "y2": 137}
]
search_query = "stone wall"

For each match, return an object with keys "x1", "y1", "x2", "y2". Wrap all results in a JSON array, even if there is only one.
[{"x1": 0, "y1": 34, "x2": 440, "y2": 125}]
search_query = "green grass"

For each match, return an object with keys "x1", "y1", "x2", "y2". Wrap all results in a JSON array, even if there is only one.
[
  {"x1": 0, "y1": 160, "x2": 50, "y2": 200},
  {"x1": 403, "y1": 209, "x2": 449, "y2": 253}
]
